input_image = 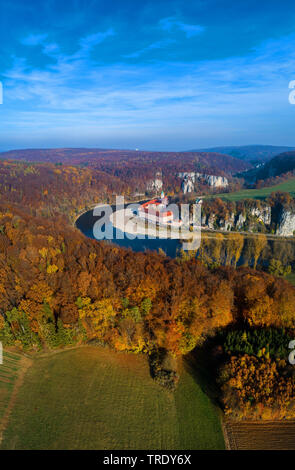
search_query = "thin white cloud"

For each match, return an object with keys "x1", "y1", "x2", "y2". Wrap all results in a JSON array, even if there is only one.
[
  {"x1": 123, "y1": 39, "x2": 176, "y2": 59},
  {"x1": 21, "y1": 33, "x2": 48, "y2": 46},
  {"x1": 2, "y1": 33, "x2": 295, "y2": 148},
  {"x1": 79, "y1": 28, "x2": 116, "y2": 53},
  {"x1": 159, "y1": 16, "x2": 205, "y2": 38},
  {"x1": 42, "y1": 43, "x2": 59, "y2": 55}
]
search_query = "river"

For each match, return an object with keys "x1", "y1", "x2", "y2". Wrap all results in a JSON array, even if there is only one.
[{"x1": 76, "y1": 206, "x2": 295, "y2": 268}]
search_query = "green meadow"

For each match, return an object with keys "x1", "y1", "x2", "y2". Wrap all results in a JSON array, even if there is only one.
[
  {"x1": 286, "y1": 272, "x2": 295, "y2": 286},
  {"x1": 0, "y1": 352, "x2": 22, "y2": 421},
  {"x1": 0, "y1": 347, "x2": 224, "y2": 450},
  {"x1": 207, "y1": 177, "x2": 295, "y2": 201}
]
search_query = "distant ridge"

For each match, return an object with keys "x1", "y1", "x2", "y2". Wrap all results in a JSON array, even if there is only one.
[
  {"x1": 187, "y1": 145, "x2": 295, "y2": 163},
  {"x1": 236, "y1": 150, "x2": 295, "y2": 184},
  {"x1": 0, "y1": 147, "x2": 249, "y2": 174},
  {"x1": 255, "y1": 151, "x2": 295, "y2": 180}
]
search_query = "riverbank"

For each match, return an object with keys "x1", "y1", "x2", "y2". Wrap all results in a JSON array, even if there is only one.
[
  {"x1": 110, "y1": 207, "x2": 197, "y2": 240},
  {"x1": 74, "y1": 197, "x2": 295, "y2": 257}
]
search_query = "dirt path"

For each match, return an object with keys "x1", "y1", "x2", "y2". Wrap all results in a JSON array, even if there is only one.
[
  {"x1": 0, "y1": 355, "x2": 32, "y2": 446},
  {"x1": 224, "y1": 419, "x2": 295, "y2": 450}
]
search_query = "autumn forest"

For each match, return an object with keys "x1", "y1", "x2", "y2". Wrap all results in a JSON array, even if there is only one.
[{"x1": 0, "y1": 152, "x2": 295, "y2": 420}]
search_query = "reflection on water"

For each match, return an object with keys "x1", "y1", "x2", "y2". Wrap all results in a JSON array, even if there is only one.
[
  {"x1": 197, "y1": 232, "x2": 295, "y2": 269},
  {"x1": 76, "y1": 208, "x2": 295, "y2": 268}
]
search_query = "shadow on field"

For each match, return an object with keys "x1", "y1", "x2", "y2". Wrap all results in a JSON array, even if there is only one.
[{"x1": 183, "y1": 337, "x2": 224, "y2": 408}]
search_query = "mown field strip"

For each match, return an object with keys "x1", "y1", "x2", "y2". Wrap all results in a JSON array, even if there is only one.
[
  {"x1": 224, "y1": 419, "x2": 295, "y2": 450},
  {"x1": 0, "y1": 352, "x2": 32, "y2": 444},
  {"x1": 0, "y1": 347, "x2": 224, "y2": 450}
]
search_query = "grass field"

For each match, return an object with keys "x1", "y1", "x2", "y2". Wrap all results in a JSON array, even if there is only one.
[
  {"x1": 286, "y1": 272, "x2": 295, "y2": 286},
  {"x1": 0, "y1": 352, "x2": 22, "y2": 422},
  {"x1": 0, "y1": 346, "x2": 225, "y2": 450},
  {"x1": 207, "y1": 177, "x2": 295, "y2": 202}
]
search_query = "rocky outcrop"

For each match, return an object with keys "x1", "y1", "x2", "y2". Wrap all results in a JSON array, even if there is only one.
[
  {"x1": 199, "y1": 199, "x2": 295, "y2": 237},
  {"x1": 236, "y1": 213, "x2": 246, "y2": 230},
  {"x1": 199, "y1": 174, "x2": 229, "y2": 188},
  {"x1": 181, "y1": 178, "x2": 194, "y2": 194},
  {"x1": 201, "y1": 203, "x2": 272, "y2": 233},
  {"x1": 249, "y1": 206, "x2": 271, "y2": 225},
  {"x1": 207, "y1": 214, "x2": 216, "y2": 230},
  {"x1": 276, "y1": 209, "x2": 295, "y2": 236},
  {"x1": 147, "y1": 174, "x2": 163, "y2": 192},
  {"x1": 219, "y1": 213, "x2": 235, "y2": 231},
  {"x1": 178, "y1": 172, "x2": 228, "y2": 192},
  {"x1": 178, "y1": 172, "x2": 196, "y2": 182}
]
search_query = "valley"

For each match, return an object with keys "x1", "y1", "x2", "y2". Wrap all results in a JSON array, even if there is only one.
[
  {"x1": 2, "y1": 0, "x2": 295, "y2": 455},
  {"x1": 1, "y1": 147, "x2": 295, "y2": 451}
]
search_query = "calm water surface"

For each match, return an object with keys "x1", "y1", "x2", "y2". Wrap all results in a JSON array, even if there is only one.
[{"x1": 76, "y1": 207, "x2": 295, "y2": 266}]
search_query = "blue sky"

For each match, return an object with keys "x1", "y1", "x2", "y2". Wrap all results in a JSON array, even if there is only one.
[{"x1": 1, "y1": 0, "x2": 295, "y2": 151}]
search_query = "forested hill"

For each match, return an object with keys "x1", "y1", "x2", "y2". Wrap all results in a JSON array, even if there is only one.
[
  {"x1": 255, "y1": 151, "x2": 295, "y2": 180},
  {"x1": 0, "y1": 160, "x2": 127, "y2": 220},
  {"x1": 0, "y1": 154, "x2": 295, "y2": 418},
  {"x1": 189, "y1": 145, "x2": 295, "y2": 163},
  {"x1": 0, "y1": 148, "x2": 250, "y2": 175},
  {"x1": 0, "y1": 199, "x2": 294, "y2": 358}
]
